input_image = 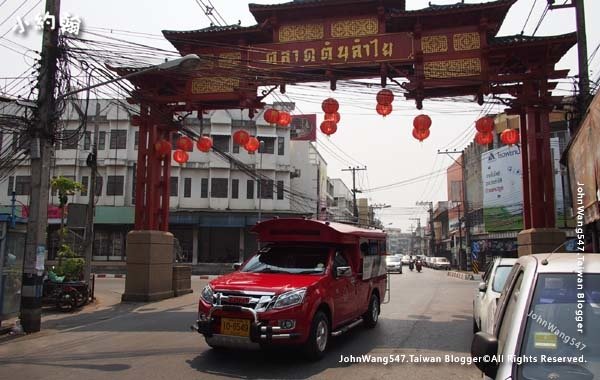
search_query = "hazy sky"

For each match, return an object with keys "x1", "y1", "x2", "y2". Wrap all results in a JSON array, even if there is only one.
[{"x1": 1, "y1": 0, "x2": 599, "y2": 231}]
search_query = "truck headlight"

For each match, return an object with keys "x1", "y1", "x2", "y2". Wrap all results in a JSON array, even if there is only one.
[
  {"x1": 200, "y1": 285, "x2": 213, "y2": 304},
  {"x1": 273, "y1": 288, "x2": 307, "y2": 309}
]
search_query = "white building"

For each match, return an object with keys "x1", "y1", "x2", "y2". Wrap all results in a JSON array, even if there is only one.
[
  {"x1": 0, "y1": 99, "x2": 315, "y2": 266},
  {"x1": 329, "y1": 178, "x2": 354, "y2": 223}
]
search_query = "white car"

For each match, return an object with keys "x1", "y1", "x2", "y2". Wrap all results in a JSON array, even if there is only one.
[
  {"x1": 473, "y1": 257, "x2": 517, "y2": 334},
  {"x1": 471, "y1": 253, "x2": 600, "y2": 380},
  {"x1": 386, "y1": 255, "x2": 403, "y2": 274},
  {"x1": 401, "y1": 255, "x2": 411, "y2": 265},
  {"x1": 432, "y1": 257, "x2": 451, "y2": 270}
]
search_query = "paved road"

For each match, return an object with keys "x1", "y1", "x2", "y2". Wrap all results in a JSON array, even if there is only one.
[{"x1": 0, "y1": 269, "x2": 481, "y2": 380}]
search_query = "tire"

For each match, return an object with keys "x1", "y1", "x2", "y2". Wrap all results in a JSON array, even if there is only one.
[
  {"x1": 363, "y1": 293, "x2": 380, "y2": 328},
  {"x1": 57, "y1": 291, "x2": 77, "y2": 312},
  {"x1": 303, "y1": 311, "x2": 329, "y2": 361}
]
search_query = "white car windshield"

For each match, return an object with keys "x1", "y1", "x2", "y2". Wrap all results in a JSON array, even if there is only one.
[
  {"x1": 518, "y1": 273, "x2": 600, "y2": 379},
  {"x1": 241, "y1": 245, "x2": 329, "y2": 274},
  {"x1": 386, "y1": 256, "x2": 401, "y2": 263}
]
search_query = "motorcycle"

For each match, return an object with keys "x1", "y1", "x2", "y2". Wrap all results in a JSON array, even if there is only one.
[
  {"x1": 42, "y1": 276, "x2": 88, "y2": 312},
  {"x1": 415, "y1": 260, "x2": 423, "y2": 273},
  {"x1": 408, "y1": 261, "x2": 414, "y2": 271}
]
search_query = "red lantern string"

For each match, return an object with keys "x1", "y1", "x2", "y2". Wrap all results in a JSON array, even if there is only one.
[
  {"x1": 413, "y1": 114, "x2": 432, "y2": 131},
  {"x1": 176, "y1": 136, "x2": 193, "y2": 151},
  {"x1": 245, "y1": 136, "x2": 260, "y2": 152},
  {"x1": 376, "y1": 89, "x2": 394, "y2": 106},
  {"x1": 264, "y1": 108, "x2": 279, "y2": 124},
  {"x1": 324, "y1": 112, "x2": 341, "y2": 124},
  {"x1": 277, "y1": 111, "x2": 292, "y2": 127},
  {"x1": 233, "y1": 130, "x2": 250, "y2": 146},
  {"x1": 475, "y1": 117, "x2": 494, "y2": 133},
  {"x1": 322, "y1": 98, "x2": 339, "y2": 114},
  {"x1": 412, "y1": 128, "x2": 430, "y2": 142},
  {"x1": 196, "y1": 136, "x2": 213, "y2": 152},
  {"x1": 474, "y1": 131, "x2": 493, "y2": 145},
  {"x1": 500, "y1": 129, "x2": 519, "y2": 145},
  {"x1": 376, "y1": 103, "x2": 392, "y2": 117},
  {"x1": 173, "y1": 149, "x2": 189, "y2": 164},
  {"x1": 320, "y1": 121, "x2": 337, "y2": 136},
  {"x1": 154, "y1": 139, "x2": 171, "y2": 157}
]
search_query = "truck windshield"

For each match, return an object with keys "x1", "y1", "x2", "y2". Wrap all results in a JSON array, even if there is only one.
[
  {"x1": 241, "y1": 246, "x2": 329, "y2": 275},
  {"x1": 518, "y1": 273, "x2": 600, "y2": 379}
]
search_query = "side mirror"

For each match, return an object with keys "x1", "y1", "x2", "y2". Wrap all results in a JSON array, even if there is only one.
[
  {"x1": 478, "y1": 282, "x2": 487, "y2": 292},
  {"x1": 336, "y1": 266, "x2": 352, "y2": 278},
  {"x1": 471, "y1": 332, "x2": 499, "y2": 378},
  {"x1": 232, "y1": 263, "x2": 242, "y2": 271}
]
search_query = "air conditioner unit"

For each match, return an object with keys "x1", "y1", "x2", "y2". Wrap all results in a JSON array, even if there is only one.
[{"x1": 290, "y1": 168, "x2": 301, "y2": 179}]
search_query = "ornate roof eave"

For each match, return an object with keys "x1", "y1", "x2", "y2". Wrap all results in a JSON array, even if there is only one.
[
  {"x1": 488, "y1": 32, "x2": 578, "y2": 64},
  {"x1": 162, "y1": 24, "x2": 271, "y2": 53},
  {"x1": 387, "y1": 0, "x2": 517, "y2": 36},
  {"x1": 249, "y1": 0, "x2": 406, "y2": 23}
]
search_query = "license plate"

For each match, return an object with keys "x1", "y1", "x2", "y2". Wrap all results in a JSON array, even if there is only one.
[{"x1": 221, "y1": 318, "x2": 250, "y2": 337}]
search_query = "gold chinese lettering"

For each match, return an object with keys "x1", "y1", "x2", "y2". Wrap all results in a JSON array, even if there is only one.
[
  {"x1": 370, "y1": 39, "x2": 379, "y2": 58},
  {"x1": 453, "y1": 32, "x2": 480, "y2": 51},
  {"x1": 382, "y1": 42, "x2": 393, "y2": 57},
  {"x1": 292, "y1": 50, "x2": 299, "y2": 63},
  {"x1": 279, "y1": 23, "x2": 324, "y2": 42},
  {"x1": 321, "y1": 41, "x2": 333, "y2": 61},
  {"x1": 281, "y1": 51, "x2": 291, "y2": 64},
  {"x1": 352, "y1": 39, "x2": 362, "y2": 59},
  {"x1": 303, "y1": 48, "x2": 316, "y2": 62},
  {"x1": 421, "y1": 35, "x2": 448, "y2": 54},
  {"x1": 331, "y1": 17, "x2": 378, "y2": 38},
  {"x1": 337, "y1": 45, "x2": 349, "y2": 61}
]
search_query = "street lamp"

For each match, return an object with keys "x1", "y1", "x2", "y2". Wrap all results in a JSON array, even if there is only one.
[{"x1": 59, "y1": 54, "x2": 201, "y2": 99}]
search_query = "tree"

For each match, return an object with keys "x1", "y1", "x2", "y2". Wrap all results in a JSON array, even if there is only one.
[{"x1": 50, "y1": 176, "x2": 85, "y2": 249}]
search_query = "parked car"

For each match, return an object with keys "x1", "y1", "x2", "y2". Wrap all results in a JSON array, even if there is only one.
[
  {"x1": 432, "y1": 257, "x2": 451, "y2": 270},
  {"x1": 471, "y1": 253, "x2": 600, "y2": 380},
  {"x1": 473, "y1": 257, "x2": 517, "y2": 334},
  {"x1": 401, "y1": 255, "x2": 411, "y2": 265},
  {"x1": 386, "y1": 255, "x2": 403, "y2": 274},
  {"x1": 425, "y1": 256, "x2": 434, "y2": 268},
  {"x1": 192, "y1": 218, "x2": 388, "y2": 360}
]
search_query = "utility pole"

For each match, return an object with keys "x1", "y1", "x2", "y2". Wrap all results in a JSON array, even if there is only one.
[
  {"x1": 341, "y1": 166, "x2": 366, "y2": 223},
  {"x1": 83, "y1": 101, "x2": 100, "y2": 285},
  {"x1": 416, "y1": 201, "x2": 434, "y2": 256},
  {"x1": 548, "y1": 0, "x2": 589, "y2": 122},
  {"x1": 409, "y1": 217, "x2": 421, "y2": 256},
  {"x1": 21, "y1": 0, "x2": 60, "y2": 333}
]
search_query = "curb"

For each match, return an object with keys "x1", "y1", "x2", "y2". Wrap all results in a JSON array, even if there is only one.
[
  {"x1": 94, "y1": 274, "x2": 219, "y2": 280},
  {"x1": 447, "y1": 271, "x2": 477, "y2": 281}
]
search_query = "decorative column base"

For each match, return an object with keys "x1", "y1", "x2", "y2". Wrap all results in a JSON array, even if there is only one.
[
  {"x1": 517, "y1": 228, "x2": 566, "y2": 257},
  {"x1": 172, "y1": 265, "x2": 193, "y2": 296},
  {"x1": 122, "y1": 230, "x2": 174, "y2": 302}
]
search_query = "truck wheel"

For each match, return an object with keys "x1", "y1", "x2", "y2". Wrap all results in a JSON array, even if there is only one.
[
  {"x1": 363, "y1": 293, "x2": 380, "y2": 328},
  {"x1": 304, "y1": 311, "x2": 329, "y2": 361}
]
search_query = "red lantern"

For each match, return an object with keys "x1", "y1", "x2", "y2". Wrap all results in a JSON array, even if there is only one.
[
  {"x1": 245, "y1": 136, "x2": 260, "y2": 153},
  {"x1": 154, "y1": 139, "x2": 171, "y2": 157},
  {"x1": 324, "y1": 112, "x2": 341, "y2": 124},
  {"x1": 321, "y1": 98, "x2": 339, "y2": 114},
  {"x1": 233, "y1": 130, "x2": 250, "y2": 146},
  {"x1": 277, "y1": 111, "x2": 292, "y2": 127},
  {"x1": 173, "y1": 149, "x2": 189, "y2": 164},
  {"x1": 376, "y1": 103, "x2": 392, "y2": 117},
  {"x1": 500, "y1": 129, "x2": 519, "y2": 145},
  {"x1": 376, "y1": 89, "x2": 394, "y2": 106},
  {"x1": 176, "y1": 136, "x2": 193, "y2": 151},
  {"x1": 320, "y1": 121, "x2": 337, "y2": 136},
  {"x1": 413, "y1": 114, "x2": 432, "y2": 131},
  {"x1": 196, "y1": 136, "x2": 213, "y2": 152},
  {"x1": 476, "y1": 117, "x2": 494, "y2": 133},
  {"x1": 264, "y1": 108, "x2": 279, "y2": 124},
  {"x1": 474, "y1": 131, "x2": 493, "y2": 145},
  {"x1": 412, "y1": 128, "x2": 430, "y2": 142}
]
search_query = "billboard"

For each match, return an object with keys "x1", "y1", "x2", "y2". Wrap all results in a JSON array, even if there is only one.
[
  {"x1": 481, "y1": 145, "x2": 523, "y2": 232},
  {"x1": 290, "y1": 114, "x2": 317, "y2": 141}
]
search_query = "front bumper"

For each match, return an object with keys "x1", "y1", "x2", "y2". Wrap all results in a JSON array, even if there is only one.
[{"x1": 191, "y1": 304, "x2": 302, "y2": 343}]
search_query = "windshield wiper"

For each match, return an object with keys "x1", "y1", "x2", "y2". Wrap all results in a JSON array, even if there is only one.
[
  {"x1": 256, "y1": 268, "x2": 287, "y2": 274},
  {"x1": 295, "y1": 270, "x2": 323, "y2": 274}
]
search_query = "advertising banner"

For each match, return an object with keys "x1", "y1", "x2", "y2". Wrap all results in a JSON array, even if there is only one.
[
  {"x1": 290, "y1": 114, "x2": 317, "y2": 141},
  {"x1": 481, "y1": 145, "x2": 523, "y2": 232}
]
